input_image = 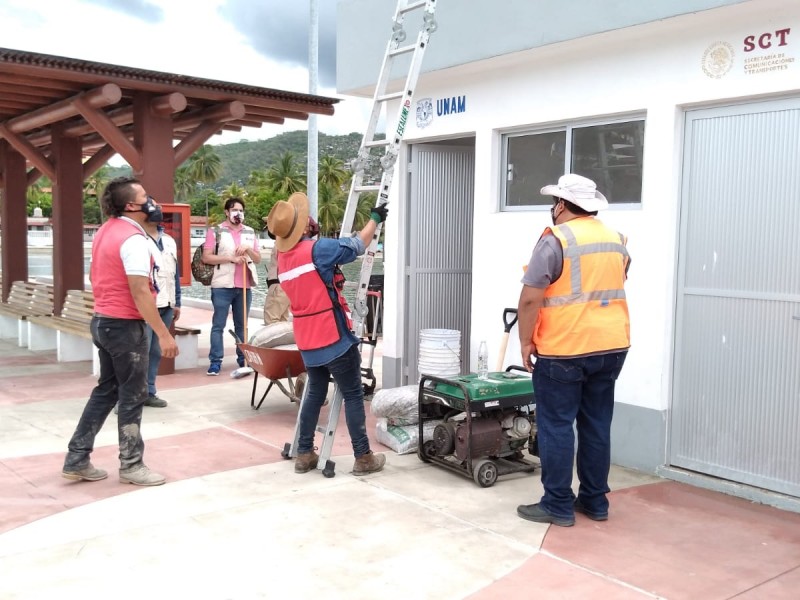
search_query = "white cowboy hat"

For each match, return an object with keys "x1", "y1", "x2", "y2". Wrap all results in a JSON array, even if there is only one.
[{"x1": 540, "y1": 173, "x2": 608, "y2": 212}]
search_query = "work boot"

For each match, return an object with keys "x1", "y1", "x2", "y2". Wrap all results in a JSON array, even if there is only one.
[
  {"x1": 119, "y1": 465, "x2": 166, "y2": 486},
  {"x1": 62, "y1": 463, "x2": 108, "y2": 482},
  {"x1": 294, "y1": 451, "x2": 319, "y2": 473},
  {"x1": 516, "y1": 503, "x2": 575, "y2": 527},
  {"x1": 144, "y1": 394, "x2": 168, "y2": 407},
  {"x1": 352, "y1": 451, "x2": 386, "y2": 476}
]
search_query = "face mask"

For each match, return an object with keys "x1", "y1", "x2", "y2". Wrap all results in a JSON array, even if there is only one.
[
  {"x1": 230, "y1": 210, "x2": 244, "y2": 225},
  {"x1": 550, "y1": 203, "x2": 558, "y2": 226},
  {"x1": 129, "y1": 196, "x2": 163, "y2": 222}
]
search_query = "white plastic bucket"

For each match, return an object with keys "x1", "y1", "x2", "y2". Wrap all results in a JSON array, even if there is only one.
[{"x1": 418, "y1": 329, "x2": 460, "y2": 378}]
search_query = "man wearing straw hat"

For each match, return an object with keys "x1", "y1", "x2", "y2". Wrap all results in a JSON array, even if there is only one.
[
  {"x1": 516, "y1": 174, "x2": 631, "y2": 527},
  {"x1": 267, "y1": 192, "x2": 387, "y2": 476},
  {"x1": 202, "y1": 197, "x2": 262, "y2": 376}
]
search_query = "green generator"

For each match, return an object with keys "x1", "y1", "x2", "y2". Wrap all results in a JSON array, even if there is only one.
[{"x1": 417, "y1": 369, "x2": 538, "y2": 487}]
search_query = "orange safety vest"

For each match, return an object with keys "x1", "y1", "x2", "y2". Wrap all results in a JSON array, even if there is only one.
[
  {"x1": 533, "y1": 217, "x2": 630, "y2": 358},
  {"x1": 277, "y1": 240, "x2": 342, "y2": 351}
]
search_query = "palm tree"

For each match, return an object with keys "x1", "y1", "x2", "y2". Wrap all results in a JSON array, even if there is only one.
[
  {"x1": 222, "y1": 182, "x2": 248, "y2": 202},
  {"x1": 318, "y1": 154, "x2": 348, "y2": 190},
  {"x1": 354, "y1": 192, "x2": 377, "y2": 230},
  {"x1": 174, "y1": 166, "x2": 196, "y2": 203},
  {"x1": 187, "y1": 145, "x2": 222, "y2": 186},
  {"x1": 317, "y1": 183, "x2": 344, "y2": 236},
  {"x1": 266, "y1": 152, "x2": 306, "y2": 195}
]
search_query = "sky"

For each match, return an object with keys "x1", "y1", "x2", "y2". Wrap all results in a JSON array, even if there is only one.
[{"x1": 0, "y1": 0, "x2": 372, "y2": 163}]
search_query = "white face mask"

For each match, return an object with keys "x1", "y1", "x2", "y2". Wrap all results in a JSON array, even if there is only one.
[{"x1": 229, "y1": 210, "x2": 244, "y2": 225}]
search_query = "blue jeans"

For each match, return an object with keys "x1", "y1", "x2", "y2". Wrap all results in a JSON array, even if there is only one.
[
  {"x1": 147, "y1": 306, "x2": 174, "y2": 396},
  {"x1": 209, "y1": 287, "x2": 252, "y2": 366},
  {"x1": 64, "y1": 317, "x2": 149, "y2": 472},
  {"x1": 532, "y1": 351, "x2": 627, "y2": 519},
  {"x1": 298, "y1": 344, "x2": 371, "y2": 457}
]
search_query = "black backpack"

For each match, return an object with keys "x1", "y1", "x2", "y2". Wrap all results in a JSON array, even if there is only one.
[{"x1": 191, "y1": 226, "x2": 220, "y2": 286}]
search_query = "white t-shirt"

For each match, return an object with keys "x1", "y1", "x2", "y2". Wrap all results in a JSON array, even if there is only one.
[{"x1": 118, "y1": 217, "x2": 151, "y2": 277}]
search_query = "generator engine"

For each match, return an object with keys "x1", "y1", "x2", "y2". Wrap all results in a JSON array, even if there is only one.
[{"x1": 432, "y1": 409, "x2": 534, "y2": 461}]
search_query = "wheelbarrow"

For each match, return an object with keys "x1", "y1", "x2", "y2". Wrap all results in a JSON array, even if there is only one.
[{"x1": 237, "y1": 343, "x2": 307, "y2": 410}]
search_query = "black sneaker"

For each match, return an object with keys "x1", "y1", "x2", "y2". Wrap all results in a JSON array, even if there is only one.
[
  {"x1": 516, "y1": 503, "x2": 575, "y2": 527},
  {"x1": 574, "y1": 499, "x2": 608, "y2": 521},
  {"x1": 144, "y1": 395, "x2": 168, "y2": 408}
]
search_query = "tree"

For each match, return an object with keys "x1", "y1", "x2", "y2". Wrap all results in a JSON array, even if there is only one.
[
  {"x1": 318, "y1": 154, "x2": 348, "y2": 190},
  {"x1": 265, "y1": 151, "x2": 307, "y2": 195},
  {"x1": 187, "y1": 145, "x2": 223, "y2": 186},
  {"x1": 317, "y1": 183, "x2": 344, "y2": 236},
  {"x1": 26, "y1": 179, "x2": 52, "y2": 217},
  {"x1": 174, "y1": 166, "x2": 196, "y2": 203}
]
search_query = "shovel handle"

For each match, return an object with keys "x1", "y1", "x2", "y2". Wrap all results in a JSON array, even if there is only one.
[{"x1": 502, "y1": 308, "x2": 518, "y2": 333}]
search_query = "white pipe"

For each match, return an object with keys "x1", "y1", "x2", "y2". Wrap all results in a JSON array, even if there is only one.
[{"x1": 307, "y1": 0, "x2": 319, "y2": 220}]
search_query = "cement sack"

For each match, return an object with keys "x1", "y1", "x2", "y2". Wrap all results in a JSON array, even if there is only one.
[
  {"x1": 375, "y1": 418, "x2": 441, "y2": 455},
  {"x1": 370, "y1": 384, "x2": 419, "y2": 423},
  {"x1": 249, "y1": 322, "x2": 295, "y2": 348}
]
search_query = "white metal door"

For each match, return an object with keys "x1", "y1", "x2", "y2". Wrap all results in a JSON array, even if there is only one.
[
  {"x1": 405, "y1": 142, "x2": 475, "y2": 383},
  {"x1": 672, "y1": 98, "x2": 800, "y2": 497}
]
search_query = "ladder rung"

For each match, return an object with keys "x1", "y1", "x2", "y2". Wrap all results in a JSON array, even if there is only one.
[
  {"x1": 389, "y1": 44, "x2": 417, "y2": 57},
  {"x1": 399, "y1": 0, "x2": 428, "y2": 14},
  {"x1": 364, "y1": 139, "x2": 389, "y2": 148},
  {"x1": 377, "y1": 91, "x2": 404, "y2": 102},
  {"x1": 355, "y1": 185, "x2": 381, "y2": 193}
]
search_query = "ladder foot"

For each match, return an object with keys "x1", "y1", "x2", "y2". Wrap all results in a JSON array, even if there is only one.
[
  {"x1": 281, "y1": 442, "x2": 293, "y2": 460},
  {"x1": 322, "y1": 460, "x2": 336, "y2": 478}
]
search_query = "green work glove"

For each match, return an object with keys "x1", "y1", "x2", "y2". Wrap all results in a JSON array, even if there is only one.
[{"x1": 370, "y1": 203, "x2": 389, "y2": 224}]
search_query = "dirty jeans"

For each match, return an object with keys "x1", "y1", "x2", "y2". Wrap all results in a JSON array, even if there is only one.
[
  {"x1": 146, "y1": 306, "x2": 174, "y2": 396},
  {"x1": 297, "y1": 344, "x2": 370, "y2": 458},
  {"x1": 63, "y1": 316, "x2": 149, "y2": 472},
  {"x1": 532, "y1": 351, "x2": 627, "y2": 520}
]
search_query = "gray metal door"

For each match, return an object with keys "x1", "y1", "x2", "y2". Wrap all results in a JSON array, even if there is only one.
[
  {"x1": 672, "y1": 98, "x2": 800, "y2": 497},
  {"x1": 405, "y1": 142, "x2": 475, "y2": 383}
]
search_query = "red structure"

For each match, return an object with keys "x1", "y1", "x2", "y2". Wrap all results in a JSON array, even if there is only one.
[{"x1": 0, "y1": 47, "x2": 338, "y2": 312}]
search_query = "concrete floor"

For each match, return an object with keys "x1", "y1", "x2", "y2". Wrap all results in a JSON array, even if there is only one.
[{"x1": 1, "y1": 306, "x2": 800, "y2": 600}]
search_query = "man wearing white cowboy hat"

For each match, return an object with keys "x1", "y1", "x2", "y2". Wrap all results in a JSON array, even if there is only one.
[
  {"x1": 516, "y1": 173, "x2": 631, "y2": 527},
  {"x1": 267, "y1": 192, "x2": 388, "y2": 476}
]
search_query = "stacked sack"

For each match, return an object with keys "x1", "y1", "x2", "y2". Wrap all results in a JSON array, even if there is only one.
[{"x1": 371, "y1": 385, "x2": 440, "y2": 454}]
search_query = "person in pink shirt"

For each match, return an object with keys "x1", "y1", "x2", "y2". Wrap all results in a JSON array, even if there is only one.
[{"x1": 202, "y1": 197, "x2": 262, "y2": 375}]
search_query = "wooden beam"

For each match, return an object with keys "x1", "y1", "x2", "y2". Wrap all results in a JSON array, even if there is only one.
[
  {"x1": 73, "y1": 96, "x2": 142, "y2": 172},
  {"x1": 172, "y1": 101, "x2": 245, "y2": 129},
  {"x1": 150, "y1": 92, "x2": 187, "y2": 116},
  {"x1": 228, "y1": 119, "x2": 269, "y2": 128},
  {"x1": 27, "y1": 167, "x2": 43, "y2": 186},
  {"x1": 173, "y1": 121, "x2": 225, "y2": 166},
  {"x1": 82, "y1": 144, "x2": 117, "y2": 178},
  {"x1": 0, "y1": 123, "x2": 55, "y2": 180},
  {"x1": 5, "y1": 84, "x2": 122, "y2": 134},
  {"x1": 244, "y1": 106, "x2": 309, "y2": 121}
]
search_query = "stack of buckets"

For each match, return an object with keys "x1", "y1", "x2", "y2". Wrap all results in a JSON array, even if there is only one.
[{"x1": 418, "y1": 328, "x2": 461, "y2": 379}]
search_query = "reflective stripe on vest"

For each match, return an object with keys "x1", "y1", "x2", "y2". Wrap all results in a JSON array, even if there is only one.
[
  {"x1": 533, "y1": 217, "x2": 631, "y2": 357},
  {"x1": 277, "y1": 240, "x2": 341, "y2": 350}
]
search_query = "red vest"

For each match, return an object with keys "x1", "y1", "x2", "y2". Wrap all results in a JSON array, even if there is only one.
[
  {"x1": 91, "y1": 218, "x2": 154, "y2": 319},
  {"x1": 278, "y1": 240, "x2": 342, "y2": 350}
]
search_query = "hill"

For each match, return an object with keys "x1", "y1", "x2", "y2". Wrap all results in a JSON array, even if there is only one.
[{"x1": 104, "y1": 130, "x2": 384, "y2": 189}]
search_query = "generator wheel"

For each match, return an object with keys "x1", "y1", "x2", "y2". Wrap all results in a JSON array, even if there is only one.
[
  {"x1": 473, "y1": 459, "x2": 498, "y2": 488},
  {"x1": 419, "y1": 440, "x2": 437, "y2": 463}
]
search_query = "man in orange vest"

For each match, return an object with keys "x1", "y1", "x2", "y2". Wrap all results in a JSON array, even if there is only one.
[
  {"x1": 267, "y1": 192, "x2": 388, "y2": 476},
  {"x1": 516, "y1": 174, "x2": 630, "y2": 527}
]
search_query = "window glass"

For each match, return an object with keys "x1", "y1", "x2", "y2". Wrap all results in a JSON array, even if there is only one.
[
  {"x1": 501, "y1": 119, "x2": 644, "y2": 209},
  {"x1": 571, "y1": 121, "x2": 644, "y2": 204}
]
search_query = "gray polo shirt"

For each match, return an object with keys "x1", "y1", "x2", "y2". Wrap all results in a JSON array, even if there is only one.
[{"x1": 521, "y1": 233, "x2": 563, "y2": 288}]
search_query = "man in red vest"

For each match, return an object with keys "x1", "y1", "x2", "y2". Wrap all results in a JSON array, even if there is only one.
[
  {"x1": 267, "y1": 192, "x2": 387, "y2": 476},
  {"x1": 61, "y1": 177, "x2": 178, "y2": 487},
  {"x1": 516, "y1": 174, "x2": 630, "y2": 526}
]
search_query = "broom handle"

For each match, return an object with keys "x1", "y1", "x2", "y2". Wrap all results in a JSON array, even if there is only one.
[{"x1": 242, "y1": 260, "x2": 248, "y2": 365}]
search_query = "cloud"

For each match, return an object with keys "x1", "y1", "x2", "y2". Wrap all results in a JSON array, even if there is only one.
[
  {"x1": 82, "y1": 0, "x2": 164, "y2": 22},
  {"x1": 219, "y1": 0, "x2": 337, "y2": 88}
]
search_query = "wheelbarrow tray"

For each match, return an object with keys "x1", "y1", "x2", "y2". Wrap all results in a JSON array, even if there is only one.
[{"x1": 238, "y1": 343, "x2": 307, "y2": 409}]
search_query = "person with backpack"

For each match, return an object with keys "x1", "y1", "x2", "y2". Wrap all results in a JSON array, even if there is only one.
[{"x1": 201, "y1": 197, "x2": 262, "y2": 376}]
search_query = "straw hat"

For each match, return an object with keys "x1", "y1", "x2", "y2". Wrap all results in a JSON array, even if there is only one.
[
  {"x1": 267, "y1": 192, "x2": 309, "y2": 251},
  {"x1": 540, "y1": 174, "x2": 608, "y2": 212}
]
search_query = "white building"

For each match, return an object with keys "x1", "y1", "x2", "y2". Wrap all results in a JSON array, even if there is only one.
[{"x1": 337, "y1": 0, "x2": 799, "y2": 507}]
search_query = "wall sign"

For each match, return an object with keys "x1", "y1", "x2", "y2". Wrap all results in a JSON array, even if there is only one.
[
  {"x1": 416, "y1": 94, "x2": 467, "y2": 129},
  {"x1": 702, "y1": 27, "x2": 794, "y2": 78}
]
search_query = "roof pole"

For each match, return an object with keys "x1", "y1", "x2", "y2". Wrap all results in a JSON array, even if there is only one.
[{"x1": 307, "y1": 0, "x2": 319, "y2": 220}]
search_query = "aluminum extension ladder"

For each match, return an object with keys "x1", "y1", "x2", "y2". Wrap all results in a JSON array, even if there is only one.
[{"x1": 282, "y1": 0, "x2": 438, "y2": 477}]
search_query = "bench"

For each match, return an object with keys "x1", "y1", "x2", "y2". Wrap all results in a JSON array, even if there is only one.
[
  {"x1": 27, "y1": 289, "x2": 97, "y2": 372},
  {"x1": 0, "y1": 281, "x2": 54, "y2": 347}
]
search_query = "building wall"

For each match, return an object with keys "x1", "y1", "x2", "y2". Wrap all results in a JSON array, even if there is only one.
[
  {"x1": 364, "y1": 0, "x2": 799, "y2": 472},
  {"x1": 337, "y1": 0, "x2": 752, "y2": 94}
]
